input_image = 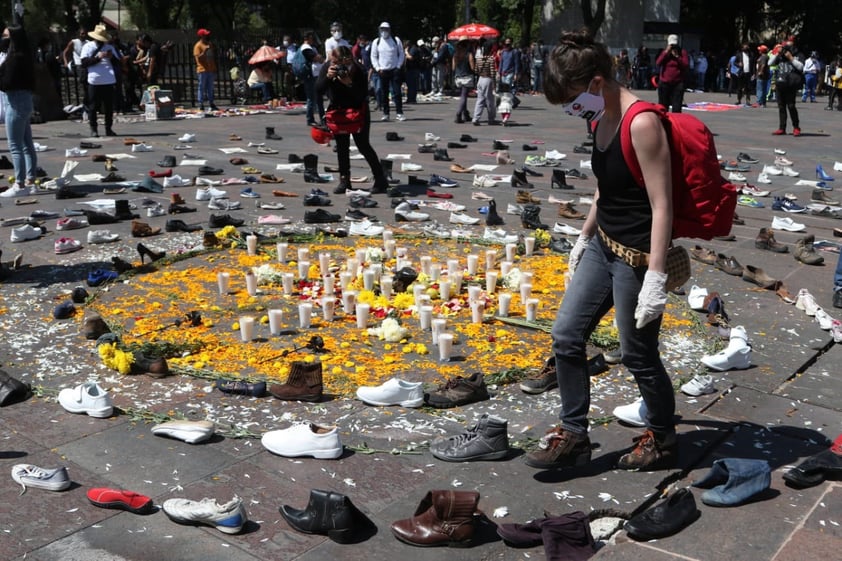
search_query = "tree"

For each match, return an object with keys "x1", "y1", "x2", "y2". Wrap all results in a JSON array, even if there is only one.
[{"x1": 580, "y1": 0, "x2": 606, "y2": 38}]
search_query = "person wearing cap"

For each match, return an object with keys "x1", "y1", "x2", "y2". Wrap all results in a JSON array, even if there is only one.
[
  {"x1": 325, "y1": 21, "x2": 350, "y2": 59},
  {"x1": 655, "y1": 34, "x2": 688, "y2": 112},
  {"x1": 755, "y1": 45, "x2": 771, "y2": 107},
  {"x1": 769, "y1": 35, "x2": 804, "y2": 136},
  {"x1": 80, "y1": 23, "x2": 119, "y2": 137},
  {"x1": 370, "y1": 21, "x2": 405, "y2": 121},
  {"x1": 801, "y1": 51, "x2": 819, "y2": 103},
  {"x1": 194, "y1": 28, "x2": 218, "y2": 111}
]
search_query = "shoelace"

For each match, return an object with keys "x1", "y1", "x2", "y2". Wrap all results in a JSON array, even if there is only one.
[
  {"x1": 444, "y1": 427, "x2": 480, "y2": 448},
  {"x1": 538, "y1": 429, "x2": 568, "y2": 450},
  {"x1": 15, "y1": 465, "x2": 50, "y2": 494}
]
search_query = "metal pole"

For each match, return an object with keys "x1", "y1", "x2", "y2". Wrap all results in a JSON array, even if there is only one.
[{"x1": 464, "y1": 0, "x2": 471, "y2": 25}]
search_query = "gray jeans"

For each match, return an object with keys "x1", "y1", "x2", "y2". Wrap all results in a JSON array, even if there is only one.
[{"x1": 472, "y1": 76, "x2": 496, "y2": 123}]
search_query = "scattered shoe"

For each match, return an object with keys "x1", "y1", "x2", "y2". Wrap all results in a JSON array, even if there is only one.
[
  {"x1": 162, "y1": 496, "x2": 248, "y2": 534},
  {"x1": 624, "y1": 488, "x2": 700, "y2": 540},
  {"x1": 215, "y1": 379, "x2": 266, "y2": 397},
  {"x1": 151, "y1": 419, "x2": 216, "y2": 444},
  {"x1": 57, "y1": 382, "x2": 113, "y2": 417},
  {"x1": 356, "y1": 378, "x2": 424, "y2": 407},
  {"x1": 524, "y1": 426, "x2": 591, "y2": 469},
  {"x1": 87, "y1": 488, "x2": 154, "y2": 514},
  {"x1": 681, "y1": 374, "x2": 716, "y2": 396},
  {"x1": 701, "y1": 326, "x2": 752, "y2": 370},
  {"x1": 54, "y1": 237, "x2": 83, "y2": 254},
  {"x1": 261, "y1": 422, "x2": 343, "y2": 459},
  {"x1": 11, "y1": 464, "x2": 71, "y2": 493},
  {"x1": 617, "y1": 429, "x2": 677, "y2": 470},
  {"x1": 770, "y1": 216, "x2": 805, "y2": 233},
  {"x1": 430, "y1": 413, "x2": 509, "y2": 462},
  {"x1": 772, "y1": 197, "x2": 806, "y2": 213},
  {"x1": 424, "y1": 372, "x2": 489, "y2": 408},
  {"x1": 794, "y1": 235, "x2": 825, "y2": 265}
]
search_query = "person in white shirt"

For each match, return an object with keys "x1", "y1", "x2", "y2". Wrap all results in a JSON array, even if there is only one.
[
  {"x1": 324, "y1": 21, "x2": 350, "y2": 59},
  {"x1": 369, "y1": 21, "x2": 405, "y2": 121},
  {"x1": 801, "y1": 51, "x2": 819, "y2": 103},
  {"x1": 79, "y1": 24, "x2": 118, "y2": 137}
]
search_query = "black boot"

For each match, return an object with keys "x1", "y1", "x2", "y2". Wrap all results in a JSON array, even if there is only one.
[
  {"x1": 521, "y1": 204, "x2": 548, "y2": 230},
  {"x1": 433, "y1": 148, "x2": 453, "y2": 162},
  {"x1": 380, "y1": 159, "x2": 399, "y2": 185},
  {"x1": 455, "y1": 112, "x2": 464, "y2": 124},
  {"x1": 303, "y1": 154, "x2": 328, "y2": 184},
  {"x1": 265, "y1": 126, "x2": 283, "y2": 140},
  {"x1": 280, "y1": 489, "x2": 374, "y2": 544},
  {"x1": 551, "y1": 169, "x2": 572, "y2": 190},
  {"x1": 485, "y1": 199, "x2": 504, "y2": 226},
  {"x1": 333, "y1": 176, "x2": 352, "y2": 195},
  {"x1": 114, "y1": 199, "x2": 139, "y2": 221},
  {"x1": 370, "y1": 174, "x2": 389, "y2": 194},
  {"x1": 511, "y1": 169, "x2": 533, "y2": 189}
]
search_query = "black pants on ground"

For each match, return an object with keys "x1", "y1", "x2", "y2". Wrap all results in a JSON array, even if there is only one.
[
  {"x1": 657, "y1": 80, "x2": 684, "y2": 112},
  {"x1": 776, "y1": 84, "x2": 799, "y2": 131},
  {"x1": 334, "y1": 109, "x2": 383, "y2": 179},
  {"x1": 87, "y1": 83, "x2": 115, "y2": 133}
]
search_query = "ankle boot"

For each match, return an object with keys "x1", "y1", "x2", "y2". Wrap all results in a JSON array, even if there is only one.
[
  {"x1": 111, "y1": 256, "x2": 134, "y2": 273},
  {"x1": 114, "y1": 199, "x2": 139, "y2": 221},
  {"x1": 82, "y1": 313, "x2": 111, "y2": 340},
  {"x1": 137, "y1": 242, "x2": 166, "y2": 263},
  {"x1": 265, "y1": 126, "x2": 283, "y2": 140},
  {"x1": 380, "y1": 159, "x2": 398, "y2": 184},
  {"x1": 434, "y1": 148, "x2": 453, "y2": 162},
  {"x1": 391, "y1": 490, "x2": 480, "y2": 547},
  {"x1": 521, "y1": 204, "x2": 548, "y2": 230},
  {"x1": 511, "y1": 169, "x2": 533, "y2": 189},
  {"x1": 333, "y1": 176, "x2": 352, "y2": 195},
  {"x1": 516, "y1": 190, "x2": 540, "y2": 204},
  {"x1": 280, "y1": 489, "x2": 373, "y2": 544},
  {"x1": 131, "y1": 220, "x2": 161, "y2": 238},
  {"x1": 170, "y1": 193, "x2": 186, "y2": 205},
  {"x1": 551, "y1": 169, "x2": 572, "y2": 190},
  {"x1": 130, "y1": 351, "x2": 170, "y2": 377},
  {"x1": 455, "y1": 112, "x2": 464, "y2": 124},
  {"x1": 370, "y1": 174, "x2": 389, "y2": 194},
  {"x1": 303, "y1": 154, "x2": 328, "y2": 184},
  {"x1": 268, "y1": 360, "x2": 323, "y2": 402},
  {"x1": 485, "y1": 199, "x2": 504, "y2": 226}
]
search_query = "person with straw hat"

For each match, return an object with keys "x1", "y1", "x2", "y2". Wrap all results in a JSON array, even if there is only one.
[{"x1": 79, "y1": 24, "x2": 118, "y2": 137}]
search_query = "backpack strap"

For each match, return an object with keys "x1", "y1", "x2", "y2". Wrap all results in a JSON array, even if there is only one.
[{"x1": 619, "y1": 100, "x2": 668, "y2": 188}]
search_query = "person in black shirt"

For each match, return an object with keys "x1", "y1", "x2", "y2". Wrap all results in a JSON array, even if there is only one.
[
  {"x1": 316, "y1": 45, "x2": 387, "y2": 195},
  {"x1": 0, "y1": 26, "x2": 38, "y2": 194}
]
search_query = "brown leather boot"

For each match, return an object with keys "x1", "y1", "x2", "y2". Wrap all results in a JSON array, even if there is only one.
[
  {"x1": 269, "y1": 361, "x2": 323, "y2": 402},
  {"x1": 391, "y1": 490, "x2": 480, "y2": 547},
  {"x1": 82, "y1": 313, "x2": 111, "y2": 340},
  {"x1": 131, "y1": 220, "x2": 161, "y2": 238},
  {"x1": 170, "y1": 192, "x2": 186, "y2": 205},
  {"x1": 130, "y1": 351, "x2": 170, "y2": 378}
]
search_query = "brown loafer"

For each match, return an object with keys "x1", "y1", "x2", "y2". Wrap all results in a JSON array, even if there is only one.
[
  {"x1": 272, "y1": 189, "x2": 297, "y2": 197},
  {"x1": 260, "y1": 174, "x2": 284, "y2": 183},
  {"x1": 229, "y1": 157, "x2": 248, "y2": 165},
  {"x1": 449, "y1": 163, "x2": 470, "y2": 173}
]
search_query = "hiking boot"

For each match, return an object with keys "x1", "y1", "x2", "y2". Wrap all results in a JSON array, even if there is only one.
[
  {"x1": 430, "y1": 414, "x2": 510, "y2": 462},
  {"x1": 519, "y1": 356, "x2": 558, "y2": 394},
  {"x1": 131, "y1": 220, "x2": 161, "y2": 237},
  {"x1": 794, "y1": 235, "x2": 825, "y2": 265},
  {"x1": 130, "y1": 351, "x2": 170, "y2": 378},
  {"x1": 558, "y1": 202, "x2": 586, "y2": 220},
  {"x1": 755, "y1": 228, "x2": 788, "y2": 252},
  {"x1": 424, "y1": 371, "x2": 490, "y2": 408},
  {"x1": 524, "y1": 427, "x2": 592, "y2": 469},
  {"x1": 617, "y1": 429, "x2": 677, "y2": 470},
  {"x1": 516, "y1": 190, "x2": 540, "y2": 204}
]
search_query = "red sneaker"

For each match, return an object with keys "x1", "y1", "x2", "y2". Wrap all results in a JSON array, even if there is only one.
[
  {"x1": 772, "y1": 129, "x2": 786, "y2": 135},
  {"x1": 426, "y1": 189, "x2": 453, "y2": 199},
  {"x1": 87, "y1": 487, "x2": 154, "y2": 514},
  {"x1": 793, "y1": 127, "x2": 802, "y2": 137}
]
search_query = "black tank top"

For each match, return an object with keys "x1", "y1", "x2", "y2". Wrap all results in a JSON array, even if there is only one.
[{"x1": 592, "y1": 114, "x2": 654, "y2": 252}]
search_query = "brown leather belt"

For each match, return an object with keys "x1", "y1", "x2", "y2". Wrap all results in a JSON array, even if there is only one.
[{"x1": 598, "y1": 227, "x2": 649, "y2": 268}]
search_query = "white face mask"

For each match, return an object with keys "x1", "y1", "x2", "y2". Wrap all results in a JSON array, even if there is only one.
[
  {"x1": 562, "y1": 79, "x2": 605, "y2": 121},
  {"x1": 332, "y1": 31, "x2": 342, "y2": 40},
  {"x1": 283, "y1": 40, "x2": 289, "y2": 47}
]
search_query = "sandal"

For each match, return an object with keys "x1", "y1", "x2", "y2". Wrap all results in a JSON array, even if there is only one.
[
  {"x1": 259, "y1": 174, "x2": 284, "y2": 183},
  {"x1": 241, "y1": 166, "x2": 261, "y2": 174}
]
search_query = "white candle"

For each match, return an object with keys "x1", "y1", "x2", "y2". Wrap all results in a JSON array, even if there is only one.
[
  {"x1": 413, "y1": 284, "x2": 426, "y2": 308},
  {"x1": 276, "y1": 242, "x2": 288, "y2": 263},
  {"x1": 498, "y1": 292, "x2": 512, "y2": 317},
  {"x1": 322, "y1": 296, "x2": 336, "y2": 321},
  {"x1": 524, "y1": 236, "x2": 536, "y2": 256},
  {"x1": 298, "y1": 302, "x2": 313, "y2": 328},
  {"x1": 239, "y1": 316, "x2": 255, "y2": 341},
  {"x1": 467, "y1": 254, "x2": 479, "y2": 275},
  {"x1": 438, "y1": 333, "x2": 454, "y2": 362},
  {"x1": 431, "y1": 318, "x2": 447, "y2": 345},
  {"x1": 419, "y1": 305, "x2": 434, "y2": 330},
  {"x1": 471, "y1": 301, "x2": 484, "y2": 324},
  {"x1": 380, "y1": 275, "x2": 393, "y2": 299},
  {"x1": 355, "y1": 303, "x2": 371, "y2": 328},
  {"x1": 430, "y1": 265, "x2": 440, "y2": 282},
  {"x1": 384, "y1": 239, "x2": 396, "y2": 259},
  {"x1": 451, "y1": 271, "x2": 463, "y2": 294},
  {"x1": 347, "y1": 257, "x2": 360, "y2": 277},
  {"x1": 370, "y1": 263, "x2": 383, "y2": 280},
  {"x1": 396, "y1": 247, "x2": 408, "y2": 259},
  {"x1": 382, "y1": 229, "x2": 394, "y2": 243},
  {"x1": 439, "y1": 280, "x2": 451, "y2": 301},
  {"x1": 319, "y1": 252, "x2": 331, "y2": 276},
  {"x1": 298, "y1": 260, "x2": 310, "y2": 279},
  {"x1": 297, "y1": 247, "x2": 310, "y2": 262},
  {"x1": 521, "y1": 271, "x2": 534, "y2": 285},
  {"x1": 323, "y1": 274, "x2": 335, "y2": 295},
  {"x1": 500, "y1": 261, "x2": 513, "y2": 276},
  {"x1": 505, "y1": 243, "x2": 517, "y2": 262},
  {"x1": 467, "y1": 284, "x2": 481, "y2": 304},
  {"x1": 420, "y1": 255, "x2": 433, "y2": 276},
  {"x1": 355, "y1": 248, "x2": 367, "y2": 263},
  {"x1": 486, "y1": 271, "x2": 498, "y2": 294},
  {"x1": 339, "y1": 271, "x2": 352, "y2": 290},
  {"x1": 485, "y1": 249, "x2": 497, "y2": 271},
  {"x1": 363, "y1": 269, "x2": 376, "y2": 291},
  {"x1": 282, "y1": 272, "x2": 295, "y2": 295},
  {"x1": 217, "y1": 272, "x2": 230, "y2": 295},
  {"x1": 520, "y1": 283, "x2": 533, "y2": 302},
  {"x1": 246, "y1": 234, "x2": 257, "y2": 256},
  {"x1": 343, "y1": 290, "x2": 357, "y2": 314},
  {"x1": 526, "y1": 298, "x2": 540, "y2": 322},
  {"x1": 447, "y1": 259, "x2": 460, "y2": 277},
  {"x1": 245, "y1": 271, "x2": 258, "y2": 296},
  {"x1": 268, "y1": 309, "x2": 284, "y2": 335}
]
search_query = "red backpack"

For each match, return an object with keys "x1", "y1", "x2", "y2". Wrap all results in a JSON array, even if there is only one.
[{"x1": 619, "y1": 101, "x2": 737, "y2": 240}]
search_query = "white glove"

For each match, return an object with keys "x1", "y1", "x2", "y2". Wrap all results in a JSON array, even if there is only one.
[
  {"x1": 635, "y1": 270, "x2": 669, "y2": 329},
  {"x1": 567, "y1": 234, "x2": 591, "y2": 277}
]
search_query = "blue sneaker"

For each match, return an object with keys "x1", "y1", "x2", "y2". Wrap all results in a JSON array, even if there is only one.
[
  {"x1": 737, "y1": 195, "x2": 764, "y2": 208},
  {"x1": 429, "y1": 174, "x2": 458, "y2": 188},
  {"x1": 478, "y1": 206, "x2": 489, "y2": 215},
  {"x1": 772, "y1": 197, "x2": 806, "y2": 213},
  {"x1": 87, "y1": 269, "x2": 119, "y2": 287},
  {"x1": 240, "y1": 187, "x2": 260, "y2": 198}
]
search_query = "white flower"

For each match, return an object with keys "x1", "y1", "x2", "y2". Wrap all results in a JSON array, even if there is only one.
[
  {"x1": 252, "y1": 264, "x2": 284, "y2": 285},
  {"x1": 367, "y1": 317, "x2": 409, "y2": 342},
  {"x1": 502, "y1": 267, "x2": 522, "y2": 290},
  {"x1": 365, "y1": 247, "x2": 384, "y2": 264}
]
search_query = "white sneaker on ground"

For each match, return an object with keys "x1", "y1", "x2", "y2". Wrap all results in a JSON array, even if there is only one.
[
  {"x1": 483, "y1": 227, "x2": 518, "y2": 244},
  {"x1": 147, "y1": 204, "x2": 166, "y2": 217},
  {"x1": 196, "y1": 186, "x2": 227, "y2": 200},
  {"x1": 680, "y1": 374, "x2": 716, "y2": 396},
  {"x1": 65, "y1": 147, "x2": 88, "y2": 157},
  {"x1": 700, "y1": 330, "x2": 751, "y2": 371},
  {"x1": 449, "y1": 212, "x2": 480, "y2": 225},
  {"x1": 356, "y1": 378, "x2": 424, "y2": 407},
  {"x1": 54, "y1": 237, "x2": 83, "y2": 254},
  {"x1": 131, "y1": 143, "x2": 153, "y2": 152},
  {"x1": 795, "y1": 289, "x2": 820, "y2": 316},
  {"x1": 815, "y1": 307, "x2": 835, "y2": 330},
  {"x1": 261, "y1": 422, "x2": 343, "y2": 459},
  {"x1": 613, "y1": 397, "x2": 647, "y2": 427},
  {"x1": 178, "y1": 133, "x2": 196, "y2": 143},
  {"x1": 56, "y1": 217, "x2": 89, "y2": 230},
  {"x1": 771, "y1": 215, "x2": 806, "y2": 232},
  {"x1": 727, "y1": 172, "x2": 747, "y2": 182},
  {"x1": 775, "y1": 156, "x2": 793, "y2": 166},
  {"x1": 425, "y1": 132, "x2": 440, "y2": 142},
  {"x1": 401, "y1": 162, "x2": 423, "y2": 172},
  {"x1": 11, "y1": 464, "x2": 71, "y2": 493},
  {"x1": 756, "y1": 172, "x2": 772, "y2": 184},
  {"x1": 1, "y1": 184, "x2": 33, "y2": 198},
  {"x1": 162, "y1": 496, "x2": 248, "y2": 534},
  {"x1": 506, "y1": 203, "x2": 524, "y2": 215},
  {"x1": 762, "y1": 165, "x2": 784, "y2": 176},
  {"x1": 195, "y1": 177, "x2": 222, "y2": 186},
  {"x1": 163, "y1": 174, "x2": 190, "y2": 188},
  {"x1": 57, "y1": 382, "x2": 113, "y2": 418},
  {"x1": 473, "y1": 175, "x2": 497, "y2": 188},
  {"x1": 349, "y1": 219, "x2": 385, "y2": 236},
  {"x1": 781, "y1": 166, "x2": 800, "y2": 177},
  {"x1": 208, "y1": 198, "x2": 241, "y2": 210},
  {"x1": 394, "y1": 202, "x2": 429, "y2": 222},
  {"x1": 395, "y1": 113, "x2": 406, "y2": 121},
  {"x1": 422, "y1": 221, "x2": 451, "y2": 238},
  {"x1": 10, "y1": 224, "x2": 44, "y2": 242},
  {"x1": 553, "y1": 222, "x2": 581, "y2": 235},
  {"x1": 87, "y1": 230, "x2": 120, "y2": 244},
  {"x1": 151, "y1": 419, "x2": 215, "y2": 444}
]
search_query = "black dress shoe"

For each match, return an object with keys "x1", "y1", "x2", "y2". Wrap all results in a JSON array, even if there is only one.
[
  {"x1": 459, "y1": 134, "x2": 477, "y2": 142},
  {"x1": 197, "y1": 165, "x2": 224, "y2": 175},
  {"x1": 522, "y1": 144, "x2": 538, "y2": 151},
  {"x1": 385, "y1": 132, "x2": 404, "y2": 141},
  {"x1": 447, "y1": 142, "x2": 467, "y2": 149},
  {"x1": 493, "y1": 140, "x2": 509, "y2": 150},
  {"x1": 280, "y1": 489, "x2": 374, "y2": 544},
  {"x1": 208, "y1": 214, "x2": 244, "y2": 228},
  {"x1": 166, "y1": 219, "x2": 203, "y2": 232},
  {"x1": 624, "y1": 488, "x2": 700, "y2": 541},
  {"x1": 55, "y1": 187, "x2": 86, "y2": 199}
]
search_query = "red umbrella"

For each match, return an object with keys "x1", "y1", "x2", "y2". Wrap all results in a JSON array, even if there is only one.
[
  {"x1": 447, "y1": 23, "x2": 500, "y2": 41},
  {"x1": 248, "y1": 45, "x2": 284, "y2": 65}
]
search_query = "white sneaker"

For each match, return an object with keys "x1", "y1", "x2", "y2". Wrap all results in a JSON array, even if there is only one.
[
  {"x1": 1, "y1": 184, "x2": 33, "y2": 198},
  {"x1": 756, "y1": 172, "x2": 772, "y2": 184},
  {"x1": 771, "y1": 215, "x2": 806, "y2": 232},
  {"x1": 613, "y1": 397, "x2": 647, "y2": 427},
  {"x1": 208, "y1": 198, "x2": 241, "y2": 210},
  {"x1": 834, "y1": 161, "x2": 842, "y2": 172},
  {"x1": 87, "y1": 230, "x2": 120, "y2": 244},
  {"x1": 775, "y1": 156, "x2": 793, "y2": 166},
  {"x1": 472, "y1": 191, "x2": 494, "y2": 201},
  {"x1": 700, "y1": 338, "x2": 751, "y2": 371},
  {"x1": 10, "y1": 224, "x2": 44, "y2": 242},
  {"x1": 151, "y1": 419, "x2": 215, "y2": 444},
  {"x1": 196, "y1": 186, "x2": 227, "y2": 200},
  {"x1": 774, "y1": 148, "x2": 787, "y2": 155},
  {"x1": 380, "y1": 115, "x2": 390, "y2": 122},
  {"x1": 831, "y1": 319, "x2": 842, "y2": 343},
  {"x1": 680, "y1": 375, "x2": 716, "y2": 396},
  {"x1": 422, "y1": 221, "x2": 451, "y2": 238},
  {"x1": 795, "y1": 289, "x2": 820, "y2": 316},
  {"x1": 429, "y1": 201, "x2": 466, "y2": 212},
  {"x1": 162, "y1": 496, "x2": 248, "y2": 534},
  {"x1": 544, "y1": 149, "x2": 566, "y2": 160},
  {"x1": 449, "y1": 212, "x2": 480, "y2": 225},
  {"x1": 178, "y1": 133, "x2": 196, "y2": 143},
  {"x1": 483, "y1": 227, "x2": 518, "y2": 244},
  {"x1": 395, "y1": 202, "x2": 429, "y2": 222},
  {"x1": 727, "y1": 172, "x2": 747, "y2": 182},
  {"x1": 687, "y1": 285, "x2": 709, "y2": 311},
  {"x1": 815, "y1": 307, "x2": 835, "y2": 330},
  {"x1": 451, "y1": 227, "x2": 473, "y2": 238},
  {"x1": 741, "y1": 184, "x2": 770, "y2": 197},
  {"x1": 781, "y1": 166, "x2": 800, "y2": 177},
  {"x1": 257, "y1": 214, "x2": 291, "y2": 225},
  {"x1": 473, "y1": 175, "x2": 497, "y2": 188},
  {"x1": 395, "y1": 113, "x2": 406, "y2": 121},
  {"x1": 11, "y1": 464, "x2": 71, "y2": 492},
  {"x1": 345, "y1": 188, "x2": 371, "y2": 197},
  {"x1": 57, "y1": 382, "x2": 113, "y2": 418},
  {"x1": 163, "y1": 174, "x2": 190, "y2": 188},
  {"x1": 260, "y1": 202, "x2": 285, "y2": 210},
  {"x1": 56, "y1": 217, "x2": 89, "y2": 230},
  {"x1": 261, "y1": 422, "x2": 343, "y2": 459},
  {"x1": 762, "y1": 165, "x2": 784, "y2": 176},
  {"x1": 65, "y1": 147, "x2": 88, "y2": 157},
  {"x1": 131, "y1": 142, "x2": 153, "y2": 152},
  {"x1": 401, "y1": 162, "x2": 423, "y2": 172},
  {"x1": 55, "y1": 237, "x2": 83, "y2": 254},
  {"x1": 506, "y1": 203, "x2": 524, "y2": 215},
  {"x1": 356, "y1": 378, "x2": 424, "y2": 407},
  {"x1": 553, "y1": 222, "x2": 581, "y2": 235},
  {"x1": 195, "y1": 177, "x2": 222, "y2": 186},
  {"x1": 349, "y1": 219, "x2": 385, "y2": 236},
  {"x1": 147, "y1": 204, "x2": 166, "y2": 217},
  {"x1": 425, "y1": 132, "x2": 440, "y2": 142}
]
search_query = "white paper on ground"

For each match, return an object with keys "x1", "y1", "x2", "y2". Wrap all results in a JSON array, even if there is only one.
[
  {"x1": 179, "y1": 159, "x2": 208, "y2": 166},
  {"x1": 468, "y1": 164, "x2": 498, "y2": 172},
  {"x1": 73, "y1": 173, "x2": 104, "y2": 181},
  {"x1": 275, "y1": 163, "x2": 305, "y2": 172},
  {"x1": 219, "y1": 147, "x2": 249, "y2": 154}
]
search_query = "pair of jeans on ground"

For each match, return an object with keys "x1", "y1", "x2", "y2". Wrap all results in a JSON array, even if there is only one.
[
  {"x1": 303, "y1": 76, "x2": 324, "y2": 125},
  {"x1": 472, "y1": 76, "x2": 496, "y2": 123},
  {"x1": 378, "y1": 68, "x2": 403, "y2": 117},
  {"x1": 197, "y1": 71, "x2": 215, "y2": 106},
  {"x1": 333, "y1": 109, "x2": 383, "y2": 180},
  {"x1": 2, "y1": 90, "x2": 38, "y2": 185},
  {"x1": 551, "y1": 237, "x2": 675, "y2": 439}
]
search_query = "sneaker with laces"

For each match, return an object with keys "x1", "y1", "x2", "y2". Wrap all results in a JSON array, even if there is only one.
[
  {"x1": 524, "y1": 427, "x2": 592, "y2": 469},
  {"x1": 348, "y1": 219, "x2": 385, "y2": 236},
  {"x1": 57, "y1": 381, "x2": 113, "y2": 417},
  {"x1": 304, "y1": 208, "x2": 341, "y2": 223},
  {"x1": 430, "y1": 414, "x2": 509, "y2": 461},
  {"x1": 736, "y1": 152, "x2": 759, "y2": 164},
  {"x1": 617, "y1": 429, "x2": 677, "y2": 470},
  {"x1": 56, "y1": 217, "x2": 89, "y2": 230},
  {"x1": 429, "y1": 174, "x2": 458, "y2": 188},
  {"x1": 424, "y1": 372, "x2": 490, "y2": 408},
  {"x1": 55, "y1": 237, "x2": 83, "y2": 254},
  {"x1": 737, "y1": 195, "x2": 763, "y2": 208},
  {"x1": 727, "y1": 172, "x2": 747, "y2": 182},
  {"x1": 781, "y1": 166, "x2": 800, "y2": 177},
  {"x1": 1, "y1": 184, "x2": 33, "y2": 198},
  {"x1": 196, "y1": 186, "x2": 227, "y2": 200},
  {"x1": 356, "y1": 378, "x2": 424, "y2": 407},
  {"x1": 394, "y1": 202, "x2": 430, "y2": 222},
  {"x1": 162, "y1": 496, "x2": 248, "y2": 534},
  {"x1": 449, "y1": 211, "x2": 480, "y2": 225},
  {"x1": 553, "y1": 222, "x2": 582, "y2": 235},
  {"x1": 740, "y1": 184, "x2": 769, "y2": 197},
  {"x1": 11, "y1": 464, "x2": 71, "y2": 492},
  {"x1": 483, "y1": 227, "x2": 518, "y2": 244},
  {"x1": 395, "y1": 113, "x2": 406, "y2": 121},
  {"x1": 519, "y1": 356, "x2": 558, "y2": 394},
  {"x1": 146, "y1": 204, "x2": 166, "y2": 217},
  {"x1": 756, "y1": 172, "x2": 772, "y2": 184},
  {"x1": 422, "y1": 221, "x2": 451, "y2": 238},
  {"x1": 473, "y1": 175, "x2": 497, "y2": 188},
  {"x1": 762, "y1": 164, "x2": 784, "y2": 176},
  {"x1": 240, "y1": 187, "x2": 260, "y2": 198},
  {"x1": 700, "y1": 330, "x2": 752, "y2": 371},
  {"x1": 208, "y1": 198, "x2": 242, "y2": 210},
  {"x1": 771, "y1": 216, "x2": 806, "y2": 232},
  {"x1": 815, "y1": 307, "x2": 835, "y2": 330},
  {"x1": 131, "y1": 142, "x2": 153, "y2": 152},
  {"x1": 87, "y1": 230, "x2": 120, "y2": 244}
]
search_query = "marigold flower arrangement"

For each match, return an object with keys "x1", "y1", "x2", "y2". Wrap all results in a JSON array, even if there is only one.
[{"x1": 98, "y1": 342, "x2": 135, "y2": 374}]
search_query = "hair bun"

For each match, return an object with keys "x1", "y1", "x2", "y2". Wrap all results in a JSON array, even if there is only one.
[{"x1": 559, "y1": 29, "x2": 594, "y2": 49}]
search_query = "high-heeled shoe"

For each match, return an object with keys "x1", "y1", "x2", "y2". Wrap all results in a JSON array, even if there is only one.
[
  {"x1": 816, "y1": 164, "x2": 835, "y2": 181},
  {"x1": 111, "y1": 256, "x2": 134, "y2": 273},
  {"x1": 137, "y1": 242, "x2": 165, "y2": 264}
]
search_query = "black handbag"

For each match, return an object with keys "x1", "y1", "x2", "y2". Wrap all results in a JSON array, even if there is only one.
[{"x1": 0, "y1": 369, "x2": 32, "y2": 406}]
